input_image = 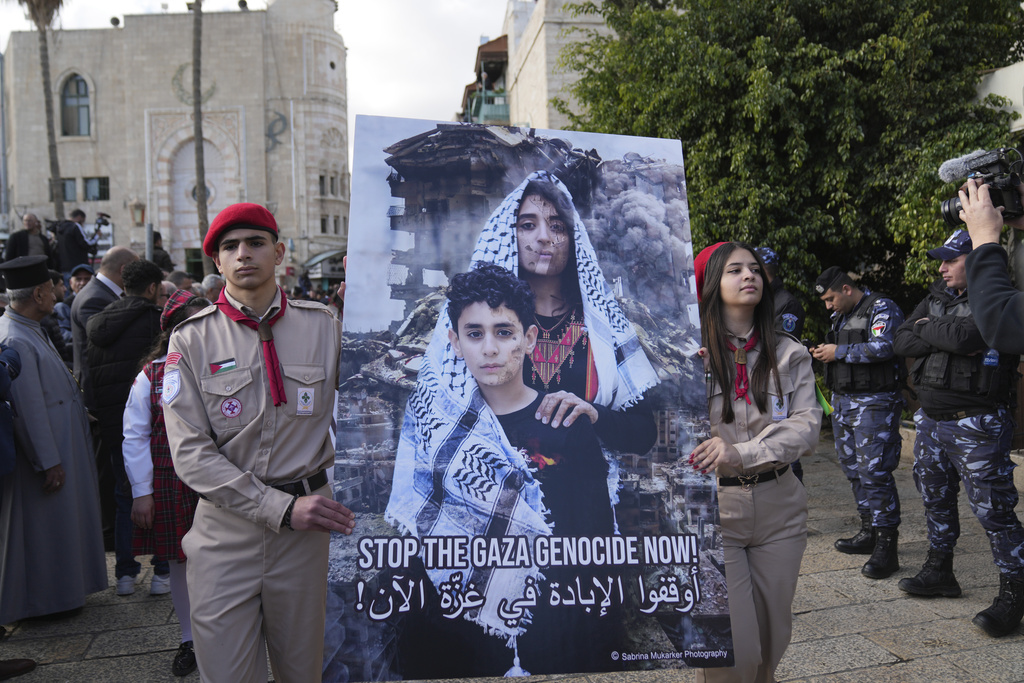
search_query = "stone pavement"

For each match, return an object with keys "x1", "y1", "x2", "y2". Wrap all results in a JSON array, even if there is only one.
[{"x1": 3, "y1": 429, "x2": 1024, "y2": 682}]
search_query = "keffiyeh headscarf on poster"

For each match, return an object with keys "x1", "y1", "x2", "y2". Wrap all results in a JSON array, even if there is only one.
[
  {"x1": 470, "y1": 170, "x2": 659, "y2": 410},
  {"x1": 385, "y1": 171, "x2": 659, "y2": 640}
]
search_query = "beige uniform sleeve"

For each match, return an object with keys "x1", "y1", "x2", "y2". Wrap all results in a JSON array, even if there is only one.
[
  {"x1": 733, "y1": 341, "x2": 822, "y2": 471},
  {"x1": 163, "y1": 328, "x2": 294, "y2": 531}
]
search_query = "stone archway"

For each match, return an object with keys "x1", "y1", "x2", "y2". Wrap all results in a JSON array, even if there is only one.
[
  {"x1": 147, "y1": 108, "x2": 244, "y2": 265},
  {"x1": 170, "y1": 140, "x2": 227, "y2": 252}
]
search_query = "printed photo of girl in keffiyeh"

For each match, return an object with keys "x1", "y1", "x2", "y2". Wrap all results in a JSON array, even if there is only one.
[{"x1": 385, "y1": 171, "x2": 661, "y2": 677}]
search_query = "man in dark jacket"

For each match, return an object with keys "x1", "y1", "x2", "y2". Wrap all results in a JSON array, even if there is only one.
[
  {"x1": 961, "y1": 179, "x2": 1024, "y2": 352},
  {"x1": 894, "y1": 229, "x2": 1024, "y2": 638},
  {"x1": 71, "y1": 247, "x2": 138, "y2": 401},
  {"x1": 150, "y1": 231, "x2": 175, "y2": 273},
  {"x1": 4, "y1": 213, "x2": 56, "y2": 269},
  {"x1": 86, "y1": 259, "x2": 168, "y2": 596},
  {"x1": 56, "y1": 209, "x2": 100, "y2": 278}
]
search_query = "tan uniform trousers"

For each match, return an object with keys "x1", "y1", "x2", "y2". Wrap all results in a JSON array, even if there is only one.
[
  {"x1": 697, "y1": 468, "x2": 807, "y2": 683},
  {"x1": 183, "y1": 487, "x2": 330, "y2": 683}
]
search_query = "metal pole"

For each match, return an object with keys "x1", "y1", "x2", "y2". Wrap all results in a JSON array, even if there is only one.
[{"x1": 145, "y1": 222, "x2": 154, "y2": 261}]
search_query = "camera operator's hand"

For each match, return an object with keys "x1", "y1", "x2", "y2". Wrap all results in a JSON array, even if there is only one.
[{"x1": 959, "y1": 178, "x2": 1024, "y2": 247}]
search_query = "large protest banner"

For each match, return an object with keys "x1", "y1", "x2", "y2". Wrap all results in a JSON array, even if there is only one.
[{"x1": 324, "y1": 116, "x2": 730, "y2": 681}]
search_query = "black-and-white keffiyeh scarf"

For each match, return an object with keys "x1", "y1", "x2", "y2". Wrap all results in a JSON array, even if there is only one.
[{"x1": 385, "y1": 171, "x2": 659, "y2": 639}]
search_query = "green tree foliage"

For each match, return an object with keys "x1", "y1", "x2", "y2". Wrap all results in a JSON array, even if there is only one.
[{"x1": 557, "y1": 0, "x2": 1023, "y2": 333}]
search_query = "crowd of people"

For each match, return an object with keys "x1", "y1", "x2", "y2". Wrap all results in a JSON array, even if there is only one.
[
  {"x1": 0, "y1": 179, "x2": 1023, "y2": 683},
  {"x1": 0, "y1": 206, "x2": 350, "y2": 681}
]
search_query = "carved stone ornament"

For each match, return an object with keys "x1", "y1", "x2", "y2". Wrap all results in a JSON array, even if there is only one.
[{"x1": 172, "y1": 63, "x2": 217, "y2": 106}]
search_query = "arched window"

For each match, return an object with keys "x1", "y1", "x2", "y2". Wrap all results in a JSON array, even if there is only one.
[{"x1": 61, "y1": 75, "x2": 90, "y2": 136}]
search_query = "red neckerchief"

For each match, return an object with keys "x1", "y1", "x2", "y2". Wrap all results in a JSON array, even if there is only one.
[
  {"x1": 725, "y1": 330, "x2": 760, "y2": 404},
  {"x1": 215, "y1": 287, "x2": 288, "y2": 406}
]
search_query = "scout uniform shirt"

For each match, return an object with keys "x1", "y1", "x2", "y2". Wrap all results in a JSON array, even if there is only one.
[
  {"x1": 162, "y1": 288, "x2": 341, "y2": 530},
  {"x1": 707, "y1": 333, "x2": 821, "y2": 478}
]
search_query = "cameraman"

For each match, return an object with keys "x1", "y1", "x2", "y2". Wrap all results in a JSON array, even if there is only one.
[
  {"x1": 56, "y1": 209, "x2": 102, "y2": 279},
  {"x1": 960, "y1": 179, "x2": 1024, "y2": 352}
]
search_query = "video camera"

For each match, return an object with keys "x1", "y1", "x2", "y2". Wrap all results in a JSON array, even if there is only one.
[
  {"x1": 939, "y1": 147, "x2": 1023, "y2": 227},
  {"x1": 96, "y1": 212, "x2": 111, "y2": 227}
]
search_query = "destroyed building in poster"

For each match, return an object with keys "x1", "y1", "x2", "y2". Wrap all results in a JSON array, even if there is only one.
[{"x1": 324, "y1": 123, "x2": 724, "y2": 681}]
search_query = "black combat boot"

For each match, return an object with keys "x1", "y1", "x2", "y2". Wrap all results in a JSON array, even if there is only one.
[
  {"x1": 973, "y1": 574, "x2": 1024, "y2": 637},
  {"x1": 862, "y1": 527, "x2": 899, "y2": 579},
  {"x1": 835, "y1": 513, "x2": 874, "y2": 555},
  {"x1": 897, "y1": 548, "x2": 961, "y2": 597}
]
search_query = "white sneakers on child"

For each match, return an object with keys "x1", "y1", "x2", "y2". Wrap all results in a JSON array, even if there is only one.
[{"x1": 150, "y1": 573, "x2": 171, "y2": 595}]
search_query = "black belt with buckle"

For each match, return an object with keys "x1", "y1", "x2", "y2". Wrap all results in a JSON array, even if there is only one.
[
  {"x1": 198, "y1": 469, "x2": 328, "y2": 501},
  {"x1": 926, "y1": 407, "x2": 995, "y2": 422},
  {"x1": 271, "y1": 469, "x2": 328, "y2": 496},
  {"x1": 719, "y1": 464, "x2": 789, "y2": 488}
]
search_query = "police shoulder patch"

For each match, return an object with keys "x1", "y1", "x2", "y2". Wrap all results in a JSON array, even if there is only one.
[
  {"x1": 162, "y1": 369, "x2": 181, "y2": 404},
  {"x1": 871, "y1": 321, "x2": 886, "y2": 336},
  {"x1": 782, "y1": 313, "x2": 798, "y2": 332}
]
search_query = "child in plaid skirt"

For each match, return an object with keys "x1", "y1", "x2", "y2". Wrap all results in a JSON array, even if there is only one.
[{"x1": 123, "y1": 290, "x2": 209, "y2": 676}]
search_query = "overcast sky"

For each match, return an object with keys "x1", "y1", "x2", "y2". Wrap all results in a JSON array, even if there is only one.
[{"x1": 0, "y1": 0, "x2": 509, "y2": 152}]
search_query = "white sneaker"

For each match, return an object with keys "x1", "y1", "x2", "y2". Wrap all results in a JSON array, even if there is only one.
[
  {"x1": 150, "y1": 573, "x2": 171, "y2": 595},
  {"x1": 116, "y1": 575, "x2": 136, "y2": 596}
]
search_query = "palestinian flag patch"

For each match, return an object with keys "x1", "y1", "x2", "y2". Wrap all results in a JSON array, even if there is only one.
[
  {"x1": 210, "y1": 358, "x2": 237, "y2": 375},
  {"x1": 871, "y1": 322, "x2": 886, "y2": 337}
]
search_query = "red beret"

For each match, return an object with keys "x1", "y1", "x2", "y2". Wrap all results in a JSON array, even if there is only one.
[
  {"x1": 694, "y1": 242, "x2": 727, "y2": 303},
  {"x1": 203, "y1": 203, "x2": 278, "y2": 257}
]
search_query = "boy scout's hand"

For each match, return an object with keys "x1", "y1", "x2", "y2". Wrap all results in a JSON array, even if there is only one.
[{"x1": 289, "y1": 494, "x2": 356, "y2": 534}]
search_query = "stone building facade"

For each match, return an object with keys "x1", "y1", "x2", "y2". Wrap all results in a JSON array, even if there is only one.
[
  {"x1": 1, "y1": 0, "x2": 347, "y2": 285},
  {"x1": 500, "y1": 0, "x2": 607, "y2": 130}
]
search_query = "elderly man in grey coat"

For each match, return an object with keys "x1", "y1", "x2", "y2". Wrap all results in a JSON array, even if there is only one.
[{"x1": 0, "y1": 255, "x2": 107, "y2": 623}]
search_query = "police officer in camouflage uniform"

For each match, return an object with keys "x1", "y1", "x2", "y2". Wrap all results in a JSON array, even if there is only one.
[
  {"x1": 755, "y1": 246, "x2": 805, "y2": 338},
  {"x1": 811, "y1": 267, "x2": 905, "y2": 579},
  {"x1": 893, "y1": 229, "x2": 1024, "y2": 637},
  {"x1": 756, "y1": 246, "x2": 807, "y2": 483}
]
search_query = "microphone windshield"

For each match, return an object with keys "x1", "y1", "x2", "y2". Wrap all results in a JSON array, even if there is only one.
[{"x1": 938, "y1": 149, "x2": 989, "y2": 183}]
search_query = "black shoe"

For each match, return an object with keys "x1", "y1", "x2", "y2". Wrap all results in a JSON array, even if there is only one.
[
  {"x1": 0, "y1": 658, "x2": 37, "y2": 680},
  {"x1": 898, "y1": 548, "x2": 961, "y2": 597},
  {"x1": 973, "y1": 574, "x2": 1024, "y2": 637},
  {"x1": 862, "y1": 527, "x2": 899, "y2": 579},
  {"x1": 172, "y1": 641, "x2": 197, "y2": 677},
  {"x1": 835, "y1": 513, "x2": 875, "y2": 555}
]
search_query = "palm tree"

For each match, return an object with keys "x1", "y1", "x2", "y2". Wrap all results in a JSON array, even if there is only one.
[
  {"x1": 190, "y1": 0, "x2": 215, "y2": 275},
  {"x1": 14, "y1": 0, "x2": 66, "y2": 220}
]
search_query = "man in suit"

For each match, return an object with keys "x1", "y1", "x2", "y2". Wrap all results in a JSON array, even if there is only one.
[
  {"x1": 70, "y1": 246, "x2": 138, "y2": 545},
  {"x1": 4, "y1": 214, "x2": 57, "y2": 269}
]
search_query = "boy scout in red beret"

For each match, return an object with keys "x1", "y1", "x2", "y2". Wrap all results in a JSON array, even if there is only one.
[{"x1": 163, "y1": 203, "x2": 355, "y2": 682}]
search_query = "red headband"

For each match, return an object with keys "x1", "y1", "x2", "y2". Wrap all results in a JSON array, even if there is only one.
[{"x1": 694, "y1": 242, "x2": 728, "y2": 302}]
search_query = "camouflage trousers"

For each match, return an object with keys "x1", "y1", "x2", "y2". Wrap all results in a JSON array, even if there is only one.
[
  {"x1": 832, "y1": 392, "x2": 902, "y2": 528},
  {"x1": 913, "y1": 408, "x2": 1024, "y2": 579}
]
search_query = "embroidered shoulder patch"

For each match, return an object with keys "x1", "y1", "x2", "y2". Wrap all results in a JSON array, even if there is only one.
[
  {"x1": 162, "y1": 369, "x2": 181, "y2": 404},
  {"x1": 166, "y1": 352, "x2": 182, "y2": 367},
  {"x1": 871, "y1": 322, "x2": 886, "y2": 337},
  {"x1": 781, "y1": 313, "x2": 798, "y2": 333}
]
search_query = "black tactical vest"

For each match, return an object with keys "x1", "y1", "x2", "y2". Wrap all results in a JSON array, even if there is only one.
[
  {"x1": 825, "y1": 292, "x2": 902, "y2": 394},
  {"x1": 911, "y1": 294, "x2": 1015, "y2": 403}
]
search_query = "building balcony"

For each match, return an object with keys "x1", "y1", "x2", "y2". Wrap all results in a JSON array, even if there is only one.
[{"x1": 468, "y1": 91, "x2": 510, "y2": 125}]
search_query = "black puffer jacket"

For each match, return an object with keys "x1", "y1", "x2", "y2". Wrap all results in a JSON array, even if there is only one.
[{"x1": 86, "y1": 296, "x2": 161, "y2": 442}]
